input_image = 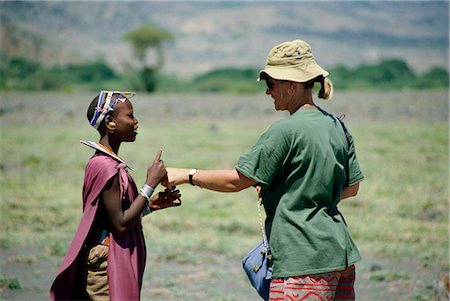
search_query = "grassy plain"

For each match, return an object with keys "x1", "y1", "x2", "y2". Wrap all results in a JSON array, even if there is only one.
[{"x1": 0, "y1": 90, "x2": 448, "y2": 300}]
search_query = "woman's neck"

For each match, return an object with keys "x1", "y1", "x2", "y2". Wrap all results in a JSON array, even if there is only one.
[
  {"x1": 288, "y1": 84, "x2": 315, "y2": 115},
  {"x1": 289, "y1": 97, "x2": 315, "y2": 115}
]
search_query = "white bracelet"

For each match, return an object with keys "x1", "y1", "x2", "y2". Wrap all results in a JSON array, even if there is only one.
[
  {"x1": 140, "y1": 184, "x2": 154, "y2": 216},
  {"x1": 139, "y1": 184, "x2": 154, "y2": 201}
]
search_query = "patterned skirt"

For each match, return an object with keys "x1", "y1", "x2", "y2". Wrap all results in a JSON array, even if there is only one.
[{"x1": 269, "y1": 265, "x2": 356, "y2": 301}]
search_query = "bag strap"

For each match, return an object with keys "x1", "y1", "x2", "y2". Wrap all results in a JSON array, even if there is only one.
[
  {"x1": 333, "y1": 115, "x2": 351, "y2": 187},
  {"x1": 256, "y1": 188, "x2": 271, "y2": 259},
  {"x1": 335, "y1": 115, "x2": 351, "y2": 146}
]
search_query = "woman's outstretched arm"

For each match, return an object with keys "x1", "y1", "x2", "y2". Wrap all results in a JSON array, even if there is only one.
[{"x1": 166, "y1": 168, "x2": 257, "y2": 192}]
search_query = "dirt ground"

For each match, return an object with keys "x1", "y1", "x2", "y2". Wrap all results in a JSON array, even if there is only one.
[{"x1": 1, "y1": 247, "x2": 448, "y2": 301}]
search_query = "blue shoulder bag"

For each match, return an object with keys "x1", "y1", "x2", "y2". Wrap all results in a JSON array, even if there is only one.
[{"x1": 242, "y1": 191, "x2": 272, "y2": 300}]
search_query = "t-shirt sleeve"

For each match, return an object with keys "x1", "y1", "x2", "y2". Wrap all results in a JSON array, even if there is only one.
[
  {"x1": 347, "y1": 131, "x2": 364, "y2": 186},
  {"x1": 236, "y1": 124, "x2": 288, "y2": 185}
]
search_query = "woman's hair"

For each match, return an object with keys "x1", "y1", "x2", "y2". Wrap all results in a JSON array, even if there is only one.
[{"x1": 303, "y1": 75, "x2": 333, "y2": 100}]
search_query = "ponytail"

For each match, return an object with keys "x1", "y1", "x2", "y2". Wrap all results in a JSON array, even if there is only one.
[
  {"x1": 303, "y1": 76, "x2": 334, "y2": 100},
  {"x1": 318, "y1": 77, "x2": 333, "y2": 100}
]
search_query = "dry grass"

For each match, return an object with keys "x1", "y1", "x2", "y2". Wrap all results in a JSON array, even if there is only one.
[{"x1": 0, "y1": 90, "x2": 448, "y2": 300}]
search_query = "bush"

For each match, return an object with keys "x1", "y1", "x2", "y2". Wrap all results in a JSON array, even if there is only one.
[
  {"x1": 1, "y1": 58, "x2": 117, "y2": 91},
  {"x1": 5, "y1": 57, "x2": 40, "y2": 78},
  {"x1": 329, "y1": 59, "x2": 448, "y2": 90},
  {"x1": 354, "y1": 59, "x2": 416, "y2": 86},
  {"x1": 193, "y1": 67, "x2": 261, "y2": 93},
  {"x1": 65, "y1": 62, "x2": 117, "y2": 83},
  {"x1": 413, "y1": 67, "x2": 449, "y2": 88}
]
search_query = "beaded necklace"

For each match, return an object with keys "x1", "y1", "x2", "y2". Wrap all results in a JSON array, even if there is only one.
[{"x1": 80, "y1": 140, "x2": 134, "y2": 170}]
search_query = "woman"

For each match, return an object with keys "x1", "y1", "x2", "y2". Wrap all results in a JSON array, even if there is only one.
[{"x1": 167, "y1": 40, "x2": 364, "y2": 300}]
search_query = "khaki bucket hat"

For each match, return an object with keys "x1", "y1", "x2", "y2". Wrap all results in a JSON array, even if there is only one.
[{"x1": 258, "y1": 40, "x2": 329, "y2": 83}]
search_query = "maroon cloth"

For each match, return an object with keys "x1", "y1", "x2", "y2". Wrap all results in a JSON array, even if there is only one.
[{"x1": 50, "y1": 153, "x2": 146, "y2": 301}]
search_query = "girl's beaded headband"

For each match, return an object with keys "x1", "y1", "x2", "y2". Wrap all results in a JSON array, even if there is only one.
[{"x1": 90, "y1": 90, "x2": 136, "y2": 129}]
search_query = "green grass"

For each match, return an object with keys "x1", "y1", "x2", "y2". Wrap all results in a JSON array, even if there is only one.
[
  {"x1": 0, "y1": 90, "x2": 448, "y2": 300},
  {"x1": 0, "y1": 276, "x2": 21, "y2": 290},
  {"x1": 344, "y1": 121, "x2": 448, "y2": 268}
]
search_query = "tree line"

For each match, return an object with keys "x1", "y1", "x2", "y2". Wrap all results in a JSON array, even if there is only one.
[
  {"x1": 0, "y1": 56, "x2": 448, "y2": 93},
  {"x1": 2, "y1": 23, "x2": 448, "y2": 93}
]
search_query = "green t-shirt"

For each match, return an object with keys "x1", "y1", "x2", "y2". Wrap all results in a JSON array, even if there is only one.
[{"x1": 236, "y1": 107, "x2": 364, "y2": 278}]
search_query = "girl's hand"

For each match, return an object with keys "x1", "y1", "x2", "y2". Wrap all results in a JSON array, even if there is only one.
[
  {"x1": 149, "y1": 188, "x2": 182, "y2": 211},
  {"x1": 255, "y1": 185, "x2": 261, "y2": 196},
  {"x1": 146, "y1": 149, "x2": 167, "y2": 188}
]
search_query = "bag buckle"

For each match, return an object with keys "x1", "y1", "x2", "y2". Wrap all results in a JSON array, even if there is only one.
[{"x1": 253, "y1": 264, "x2": 260, "y2": 272}]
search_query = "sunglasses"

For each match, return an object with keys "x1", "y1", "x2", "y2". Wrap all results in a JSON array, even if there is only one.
[{"x1": 264, "y1": 78, "x2": 274, "y2": 91}]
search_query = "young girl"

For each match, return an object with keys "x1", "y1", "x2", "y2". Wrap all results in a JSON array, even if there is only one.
[{"x1": 50, "y1": 91, "x2": 181, "y2": 301}]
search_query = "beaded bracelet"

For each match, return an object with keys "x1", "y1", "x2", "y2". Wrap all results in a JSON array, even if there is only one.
[{"x1": 142, "y1": 203, "x2": 152, "y2": 216}]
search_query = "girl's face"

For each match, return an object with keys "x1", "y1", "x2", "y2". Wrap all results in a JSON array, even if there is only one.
[
  {"x1": 264, "y1": 78, "x2": 290, "y2": 111},
  {"x1": 111, "y1": 99, "x2": 139, "y2": 142}
]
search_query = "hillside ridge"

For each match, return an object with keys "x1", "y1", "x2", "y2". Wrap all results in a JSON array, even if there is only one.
[{"x1": 1, "y1": 1, "x2": 448, "y2": 78}]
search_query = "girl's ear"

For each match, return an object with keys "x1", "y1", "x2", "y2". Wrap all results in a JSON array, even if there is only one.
[{"x1": 105, "y1": 115, "x2": 117, "y2": 133}]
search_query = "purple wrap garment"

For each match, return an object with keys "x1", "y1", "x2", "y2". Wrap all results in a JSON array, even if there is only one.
[{"x1": 50, "y1": 153, "x2": 146, "y2": 301}]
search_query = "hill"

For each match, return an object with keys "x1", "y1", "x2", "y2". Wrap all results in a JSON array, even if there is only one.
[{"x1": 1, "y1": 1, "x2": 448, "y2": 79}]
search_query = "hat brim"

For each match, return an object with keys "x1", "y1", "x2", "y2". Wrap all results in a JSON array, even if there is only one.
[{"x1": 257, "y1": 65, "x2": 329, "y2": 83}]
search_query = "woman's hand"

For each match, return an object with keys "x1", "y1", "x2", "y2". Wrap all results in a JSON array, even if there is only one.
[
  {"x1": 255, "y1": 185, "x2": 262, "y2": 198},
  {"x1": 146, "y1": 149, "x2": 167, "y2": 188},
  {"x1": 149, "y1": 188, "x2": 182, "y2": 211},
  {"x1": 165, "y1": 167, "x2": 190, "y2": 187}
]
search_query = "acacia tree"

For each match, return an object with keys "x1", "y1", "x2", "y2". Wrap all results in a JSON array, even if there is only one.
[{"x1": 123, "y1": 25, "x2": 173, "y2": 92}]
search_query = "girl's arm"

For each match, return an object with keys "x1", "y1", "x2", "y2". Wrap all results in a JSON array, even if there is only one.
[
  {"x1": 102, "y1": 175, "x2": 148, "y2": 236},
  {"x1": 103, "y1": 150, "x2": 170, "y2": 237}
]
